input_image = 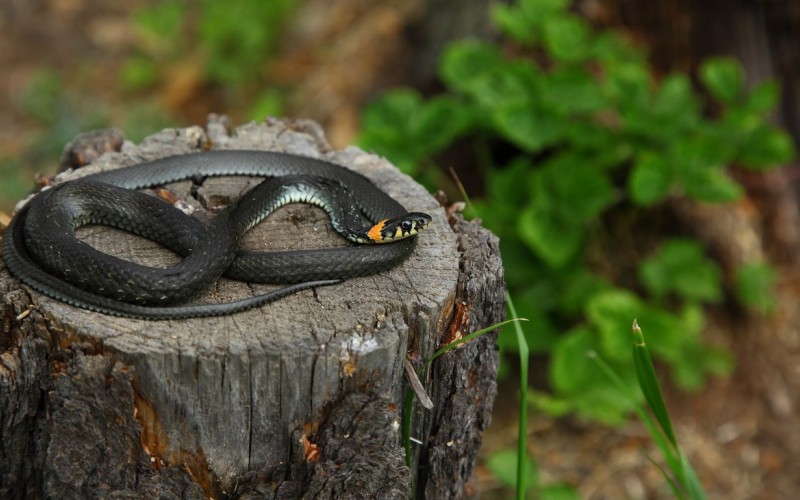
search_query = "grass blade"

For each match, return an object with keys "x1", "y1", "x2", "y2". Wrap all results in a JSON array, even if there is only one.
[
  {"x1": 679, "y1": 451, "x2": 707, "y2": 500},
  {"x1": 506, "y1": 292, "x2": 529, "y2": 499},
  {"x1": 423, "y1": 318, "x2": 528, "y2": 372},
  {"x1": 402, "y1": 310, "x2": 528, "y2": 488},
  {"x1": 632, "y1": 319, "x2": 677, "y2": 447},
  {"x1": 449, "y1": 165, "x2": 477, "y2": 218},
  {"x1": 632, "y1": 320, "x2": 707, "y2": 500}
]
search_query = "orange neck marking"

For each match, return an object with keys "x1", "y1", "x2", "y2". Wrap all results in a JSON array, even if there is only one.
[{"x1": 368, "y1": 219, "x2": 388, "y2": 243}]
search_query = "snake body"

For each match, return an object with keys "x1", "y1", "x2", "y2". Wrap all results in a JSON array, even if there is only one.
[{"x1": 2, "y1": 150, "x2": 431, "y2": 320}]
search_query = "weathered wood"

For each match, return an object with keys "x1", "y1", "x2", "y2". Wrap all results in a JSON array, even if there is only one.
[{"x1": 0, "y1": 117, "x2": 504, "y2": 498}]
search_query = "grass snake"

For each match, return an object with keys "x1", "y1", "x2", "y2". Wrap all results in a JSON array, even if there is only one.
[{"x1": 2, "y1": 150, "x2": 431, "y2": 320}]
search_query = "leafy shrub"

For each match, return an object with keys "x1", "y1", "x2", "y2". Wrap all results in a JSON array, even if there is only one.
[
  {"x1": 359, "y1": 0, "x2": 792, "y2": 423},
  {"x1": 121, "y1": 0, "x2": 296, "y2": 90}
]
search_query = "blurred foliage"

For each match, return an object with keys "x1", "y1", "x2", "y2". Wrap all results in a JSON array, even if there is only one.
[
  {"x1": 734, "y1": 262, "x2": 777, "y2": 314},
  {"x1": 486, "y1": 448, "x2": 578, "y2": 499},
  {"x1": 2, "y1": 0, "x2": 296, "y2": 212},
  {"x1": 359, "y1": 0, "x2": 793, "y2": 424},
  {"x1": 121, "y1": 0, "x2": 295, "y2": 91},
  {"x1": 1, "y1": 70, "x2": 109, "y2": 211}
]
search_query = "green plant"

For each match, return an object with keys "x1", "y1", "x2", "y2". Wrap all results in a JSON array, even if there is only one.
[
  {"x1": 593, "y1": 321, "x2": 706, "y2": 499},
  {"x1": 489, "y1": 294, "x2": 578, "y2": 499},
  {"x1": 1, "y1": 70, "x2": 112, "y2": 211},
  {"x1": 0, "y1": 159, "x2": 32, "y2": 213},
  {"x1": 359, "y1": 0, "x2": 793, "y2": 424},
  {"x1": 122, "y1": 0, "x2": 296, "y2": 92}
]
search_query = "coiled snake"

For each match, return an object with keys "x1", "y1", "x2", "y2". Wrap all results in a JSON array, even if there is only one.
[{"x1": 2, "y1": 150, "x2": 431, "y2": 320}]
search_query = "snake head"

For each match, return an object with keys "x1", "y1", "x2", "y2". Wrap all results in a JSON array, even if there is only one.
[{"x1": 367, "y1": 212, "x2": 432, "y2": 243}]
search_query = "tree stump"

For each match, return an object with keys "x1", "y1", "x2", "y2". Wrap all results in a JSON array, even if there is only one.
[{"x1": 0, "y1": 117, "x2": 505, "y2": 499}]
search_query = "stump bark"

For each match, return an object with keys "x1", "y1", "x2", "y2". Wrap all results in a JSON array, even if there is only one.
[{"x1": 0, "y1": 117, "x2": 504, "y2": 499}]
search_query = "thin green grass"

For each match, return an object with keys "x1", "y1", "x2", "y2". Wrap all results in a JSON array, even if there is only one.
[
  {"x1": 506, "y1": 292, "x2": 530, "y2": 499},
  {"x1": 632, "y1": 320, "x2": 706, "y2": 499},
  {"x1": 437, "y1": 165, "x2": 529, "y2": 496},
  {"x1": 591, "y1": 320, "x2": 707, "y2": 499},
  {"x1": 448, "y1": 166, "x2": 478, "y2": 220},
  {"x1": 402, "y1": 314, "x2": 528, "y2": 492}
]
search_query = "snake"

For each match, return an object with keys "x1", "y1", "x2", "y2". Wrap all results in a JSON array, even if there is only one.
[{"x1": 1, "y1": 150, "x2": 432, "y2": 320}]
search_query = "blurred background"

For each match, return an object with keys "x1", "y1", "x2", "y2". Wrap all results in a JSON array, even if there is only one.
[{"x1": 2, "y1": 0, "x2": 799, "y2": 498}]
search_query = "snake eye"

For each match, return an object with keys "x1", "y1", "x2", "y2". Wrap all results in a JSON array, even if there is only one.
[{"x1": 401, "y1": 220, "x2": 413, "y2": 231}]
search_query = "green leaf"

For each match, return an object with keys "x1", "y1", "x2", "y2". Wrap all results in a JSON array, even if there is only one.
[
  {"x1": 439, "y1": 40, "x2": 503, "y2": 94},
  {"x1": 542, "y1": 14, "x2": 590, "y2": 62},
  {"x1": 743, "y1": 80, "x2": 780, "y2": 115},
  {"x1": 518, "y1": 204, "x2": 584, "y2": 268},
  {"x1": 486, "y1": 156, "x2": 535, "y2": 210},
  {"x1": 486, "y1": 449, "x2": 537, "y2": 490},
  {"x1": 527, "y1": 390, "x2": 573, "y2": 417},
  {"x1": 590, "y1": 32, "x2": 644, "y2": 65},
  {"x1": 531, "y1": 155, "x2": 617, "y2": 223},
  {"x1": 118, "y1": 57, "x2": 159, "y2": 91},
  {"x1": 485, "y1": 62, "x2": 544, "y2": 110},
  {"x1": 0, "y1": 159, "x2": 33, "y2": 210},
  {"x1": 359, "y1": 89, "x2": 427, "y2": 171},
  {"x1": 550, "y1": 327, "x2": 599, "y2": 390},
  {"x1": 639, "y1": 239, "x2": 722, "y2": 303},
  {"x1": 494, "y1": 241, "x2": 544, "y2": 288},
  {"x1": 198, "y1": 0, "x2": 295, "y2": 85},
  {"x1": 359, "y1": 90, "x2": 472, "y2": 173},
  {"x1": 738, "y1": 125, "x2": 795, "y2": 169},
  {"x1": 491, "y1": 4, "x2": 537, "y2": 44},
  {"x1": 491, "y1": 0, "x2": 572, "y2": 44},
  {"x1": 543, "y1": 67, "x2": 607, "y2": 115},
  {"x1": 492, "y1": 105, "x2": 564, "y2": 152},
  {"x1": 652, "y1": 73, "x2": 700, "y2": 135},
  {"x1": 682, "y1": 167, "x2": 743, "y2": 202},
  {"x1": 670, "y1": 135, "x2": 743, "y2": 203},
  {"x1": 699, "y1": 57, "x2": 744, "y2": 103},
  {"x1": 551, "y1": 329, "x2": 638, "y2": 425},
  {"x1": 671, "y1": 304, "x2": 732, "y2": 389},
  {"x1": 517, "y1": 156, "x2": 616, "y2": 267},
  {"x1": 557, "y1": 269, "x2": 612, "y2": 315},
  {"x1": 734, "y1": 262, "x2": 777, "y2": 314},
  {"x1": 585, "y1": 290, "x2": 643, "y2": 361},
  {"x1": 603, "y1": 62, "x2": 652, "y2": 119},
  {"x1": 21, "y1": 70, "x2": 63, "y2": 125},
  {"x1": 565, "y1": 123, "x2": 631, "y2": 167},
  {"x1": 586, "y1": 290, "x2": 691, "y2": 363},
  {"x1": 672, "y1": 130, "x2": 737, "y2": 171},
  {"x1": 520, "y1": 0, "x2": 571, "y2": 17},
  {"x1": 671, "y1": 343, "x2": 733, "y2": 390},
  {"x1": 629, "y1": 152, "x2": 673, "y2": 205},
  {"x1": 415, "y1": 95, "x2": 474, "y2": 151},
  {"x1": 133, "y1": 0, "x2": 184, "y2": 50},
  {"x1": 541, "y1": 484, "x2": 580, "y2": 500},
  {"x1": 499, "y1": 289, "x2": 559, "y2": 353},
  {"x1": 442, "y1": 47, "x2": 545, "y2": 126},
  {"x1": 248, "y1": 89, "x2": 283, "y2": 120}
]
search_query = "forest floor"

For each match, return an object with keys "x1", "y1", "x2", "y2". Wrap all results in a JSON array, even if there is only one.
[{"x1": 1, "y1": 1, "x2": 798, "y2": 498}]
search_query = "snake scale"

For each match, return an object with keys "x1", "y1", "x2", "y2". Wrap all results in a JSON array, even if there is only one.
[{"x1": 2, "y1": 150, "x2": 431, "y2": 320}]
